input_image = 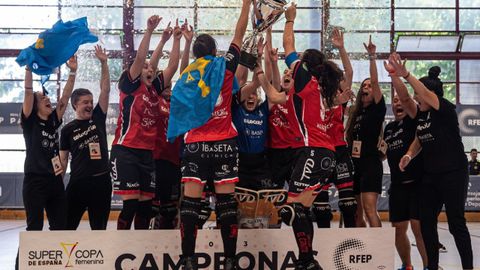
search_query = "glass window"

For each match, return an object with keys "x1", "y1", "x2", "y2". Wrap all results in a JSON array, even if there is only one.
[
  {"x1": 62, "y1": 7, "x2": 123, "y2": 29},
  {"x1": 0, "y1": 80, "x2": 58, "y2": 103},
  {"x1": 272, "y1": 9, "x2": 322, "y2": 31},
  {"x1": 342, "y1": 32, "x2": 390, "y2": 53},
  {"x1": 330, "y1": 0, "x2": 389, "y2": 7},
  {"x1": 61, "y1": 0, "x2": 123, "y2": 5},
  {"x1": 0, "y1": 58, "x2": 26, "y2": 80},
  {"x1": 396, "y1": 36, "x2": 460, "y2": 52},
  {"x1": 0, "y1": 34, "x2": 40, "y2": 50},
  {"x1": 460, "y1": 9, "x2": 480, "y2": 31},
  {"x1": 460, "y1": 61, "x2": 480, "y2": 83},
  {"x1": 395, "y1": 9, "x2": 455, "y2": 31},
  {"x1": 405, "y1": 60, "x2": 456, "y2": 82},
  {"x1": 134, "y1": 8, "x2": 194, "y2": 30},
  {"x1": 461, "y1": 35, "x2": 480, "y2": 52},
  {"x1": 460, "y1": 84, "x2": 480, "y2": 104},
  {"x1": 271, "y1": 33, "x2": 321, "y2": 53},
  {"x1": 197, "y1": 8, "x2": 240, "y2": 31},
  {"x1": 329, "y1": 9, "x2": 390, "y2": 31},
  {"x1": 0, "y1": 6, "x2": 58, "y2": 29},
  {"x1": 136, "y1": 0, "x2": 193, "y2": 6},
  {"x1": 395, "y1": 0, "x2": 455, "y2": 7},
  {"x1": 133, "y1": 34, "x2": 189, "y2": 51},
  {"x1": 460, "y1": 0, "x2": 480, "y2": 7}
]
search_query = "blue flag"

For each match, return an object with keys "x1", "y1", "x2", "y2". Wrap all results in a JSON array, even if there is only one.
[
  {"x1": 16, "y1": 17, "x2": 98, "y2": 76},
  {"x1": 167, "y1": 55, "x2": 228, "y2": 142}
]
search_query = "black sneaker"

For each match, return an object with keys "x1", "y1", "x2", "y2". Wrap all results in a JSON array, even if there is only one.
[
  {"x1": 225, "y1": 257, "x2": 237, "y2": 270},
  {"x1": 182, "y1": 257, "x2": 198, "y2": 270},
  {"x1": 294, "y1": 259, "x2": 323, "y2": 270}
]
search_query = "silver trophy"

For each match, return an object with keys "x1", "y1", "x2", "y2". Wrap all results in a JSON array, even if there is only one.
[{"x1": 239, "y1": 0, "x2": 288, "y2": 69}]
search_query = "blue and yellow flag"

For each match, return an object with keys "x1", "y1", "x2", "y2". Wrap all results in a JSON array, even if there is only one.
[
  {"x1": 16, "y1": 17, "x2": 98, "y2": 76},
  {"x1": 167, "y1": 55, "x2": 227, "y2": 142}
]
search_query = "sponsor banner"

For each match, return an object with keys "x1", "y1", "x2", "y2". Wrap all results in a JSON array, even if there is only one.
[
  {"x1": 457, "y1": 105, "x2": 480, "y2": 136},
  {"x1": 20, "y1": 228, "x2": 394, "y2": 270},
  {"x1": 0, "y1": 103, "x2": 120, "y2": 135},
  {"x1": 3, "y1": 174, "x2": 480, "y2": 211}
]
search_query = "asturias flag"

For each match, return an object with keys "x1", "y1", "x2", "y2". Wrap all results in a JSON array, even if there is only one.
[
  {"x1": 167, "y1": 55, "x2": 227, "y2": 142},
  {"x1": 16, "y1": 17, "x2": 98, "y2": 76}
]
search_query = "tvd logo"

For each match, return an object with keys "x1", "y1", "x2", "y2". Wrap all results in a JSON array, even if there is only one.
[{"x1": 115, "y1": 251, "x2": 315, "y2": 270}]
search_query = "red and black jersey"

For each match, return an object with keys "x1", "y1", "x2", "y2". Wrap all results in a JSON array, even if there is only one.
[
  {"x1": 327, "y1": 105, "x2": 347, "y2": 147},
  {"x1": 267, "y1": 90, "x2": 305, "y2": 149},
  {"x1": 291, "y1": 61, "x2": 335, "y2": 151},
  {"x1": 112, "y1": 70, "x2": 164, "y2": 150},
  {"x1": 184, "y1": 43, "x2": 241, "y2": 144},
  {"x1": 153, "y1": 97, "x2": 181, "y2": 165}
]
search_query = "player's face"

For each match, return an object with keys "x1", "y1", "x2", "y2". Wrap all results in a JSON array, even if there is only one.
[
  {"x1": 141, "y1": 61, "x2": 155, "y2": 87},
  {"x1": 74, "y1": 94, "x2": 94, "y2": 120},
  {"x1": 243, "y1": 91, "x2": 259, "y2": 112},
  {"x1": 392, "y1": 95, "x2": 406, "y2": 120},
  {"x1": 35, "y1": 92, "x2": 53, "y2": 116},
  {"x1": 361, "y1": 79, "x2": 373, "y2": 107}
]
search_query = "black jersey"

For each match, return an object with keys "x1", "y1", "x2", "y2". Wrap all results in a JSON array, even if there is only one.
[
  {"x1": 416, "y1": 98, "x2": 467, "y2": 173},
  {"x1": 60, "y1": 104, "x2": 109, "y2": 179},
  {"x1": 22, "y1": 109, "x2": 62, "y2": 175},
  {"x1": 384, "y1": 116, "x2": 423, "y2": 185}
]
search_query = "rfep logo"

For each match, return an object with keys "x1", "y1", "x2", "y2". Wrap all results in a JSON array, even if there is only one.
[{"x1": 333, "y1": 238, "x2": 373, "y2": 270}]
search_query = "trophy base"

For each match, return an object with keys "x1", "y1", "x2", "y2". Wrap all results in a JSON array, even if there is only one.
[{"x1": 239, "y1": 51, "x2": 258, "y2": 70}]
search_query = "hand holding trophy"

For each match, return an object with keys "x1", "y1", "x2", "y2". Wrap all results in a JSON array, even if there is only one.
[{"x1": 239, "y1": 0, "x2": 292, "y2": 69}]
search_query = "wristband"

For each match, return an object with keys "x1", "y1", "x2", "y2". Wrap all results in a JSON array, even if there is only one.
[
  {"x1": 256, "y1": 70, "x2": 265, "y2": 77},
  {"x1": 368, "y1": 55, "x2": 376, "y2": 60},
  {"x1": 404, "y1": 154, "x2": 412, "y2": 161},
  {"x1": 25, "y1": 87, "x2": 33, "y2": 90},
  {"x1": 69, "y1": 72, "x2": 76, "y2": 76},
  {"x1": 286, "y1": 20, "x2": 294, "y2": 24},
  {"x1": 403, "y1": 72, "x2": 410, "y2": 80}
]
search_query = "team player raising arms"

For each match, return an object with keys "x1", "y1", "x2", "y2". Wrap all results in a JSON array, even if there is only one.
[{"x1": 18, "y1": 2, "x2": 476, "y2": 270}]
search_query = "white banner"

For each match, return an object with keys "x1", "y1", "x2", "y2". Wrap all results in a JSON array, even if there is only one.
[{"x1": 20, "y1": 228, "x2": 394, "y2": 270}]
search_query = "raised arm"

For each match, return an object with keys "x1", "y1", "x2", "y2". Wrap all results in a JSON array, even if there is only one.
[
  {"x1": 283, "y1": 4, "x2": 297, "y2": 68},
  {"x1": 389, "y1": 53, "x2": 440, "y2": 110},
  {"x1": 265, "y1": 28, "x2": 281, "y2": 91},
  {"x1": 384, "y1": 53, "x2": 417, "y2": 118},
  {"x1": 95, "y1": 45, "x2": 111, "y2": 114},
  {"x1": 231, "y1": 0, "x2": 251, "y2": 48},
  {"x1": 150, "y1": 21, "x2": 172, "y2": 71},
  {"x1": 56, "y1": 56, "x2": 77, "y2": 120},
  {"x1": 332, "y1": 28, "x2": 353, "y2": 90},
  {"x1": 163, "y1": 19, "x2": 182, "y2": 84},
  {"x1": 254, "y1": 64, "x2": 286, "y2": 105},
  {"x1": 239, "y1": 40, "x2": 265, "y2": 102},
  {"x1": 22, "y1": 67, "x2": 34, "y2": 118},
  {"x1": 180, "y1": 19, "x2": 194, "y2": 73},
  {"x1": 363, "y1": 35, "x2": 382, "y2": 104},
  {"x1": 130, "y1": 15, "x2": 161, "y2": 79}
]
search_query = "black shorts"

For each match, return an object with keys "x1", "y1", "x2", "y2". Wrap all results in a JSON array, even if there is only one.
[
  {"x1": 238, "y1": 152, "x2": 276, "y2": 190},
  {"x1": 329, "y1": 145, "x2": 355, "y2": 189},
  {"x1": 289, "y1": 147, "x2": 335, "y2": 196},
  {"x1": 267, "y1": 148, "x2": 298, "y2": 189},
  {"x1": 181, "y1": 139, "x2": 239, "y2": 186},
  {"x1": 389, "y1": 182, "x2": 420, "y2": 222},
  {"x1": 353, "y1": 156, "x2": 383, "y2": 194},
  {"x1": 110, "y1": 145, "x2": 156, "y2": 198},
  {"x1": 155, "y1": 159, "x2": 181, "y2": 202}
]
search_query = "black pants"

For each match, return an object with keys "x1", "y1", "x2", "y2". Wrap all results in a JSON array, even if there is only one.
[
  {"x1": 420, "y1": 167, "x2": 473, "y2": 270},
  {"x1": 23, "y1": 174, "x2": 67, "y2": 231},
  {"x1": 66, "y1": 173, "x2": 112, "y2": 230},
  {"x1": 155, "y1": 159, "x2": 181, "y2": 203}
]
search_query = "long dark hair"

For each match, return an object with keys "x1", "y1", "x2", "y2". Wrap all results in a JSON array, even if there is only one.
[
  {"x1": 193, "y1": 34, "x2": 217, "y2": 58},
  {"x1": 345, "y1": 78, "x2": 370, "y2": 146},
  {"x1": 301, "y1": 49, "x2": 343, "y2": 108}
]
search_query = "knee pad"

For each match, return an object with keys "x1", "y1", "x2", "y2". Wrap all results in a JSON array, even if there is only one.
[
  {"x1": 279, "y1": 203, "x2": 306, "y2": 226},
  {"x1": 180, "y1": 197, "x2": 202, "y2": 219},
  {"x1": 215, "y1": 193, "x2": 238, "y2": 222},
  {"x1": 197, "y1": 197, "x2": 212, "y2": 228},
  {"x1": 312, "y1": 202, "x2": 333, "y2": 223},
  {"x1": 338, "y1": 189, "x2": 357, "y2": 217}
]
